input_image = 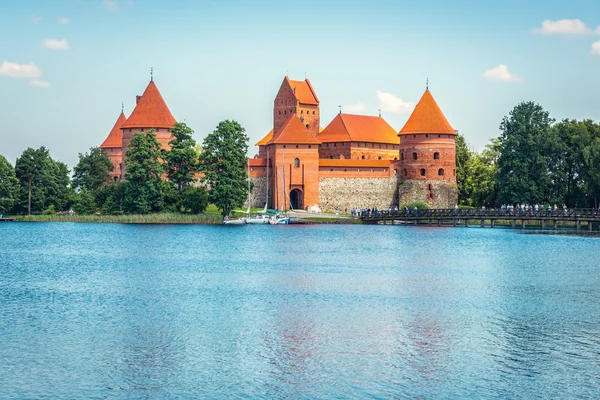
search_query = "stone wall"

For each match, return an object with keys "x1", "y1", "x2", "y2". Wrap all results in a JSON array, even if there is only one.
[
  {"x1": 247, "y1": 177, "x2": 267, "y2": 208},
  {"x1": 398, "y1": 179, "x2": 458, "y2": 208},
  {"x1": 318, "y1": 176, "x2": 399, "y2": 211}
]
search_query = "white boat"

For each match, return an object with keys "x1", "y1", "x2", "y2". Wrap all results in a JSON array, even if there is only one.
[
  {"x1": 269, "y1": 214, "x2": 290, "y2": 225},
  {"x1": 223, "y1": 216, "x2": 247, "y2": 225},
  {"x1": 247, "y1": 213, "x2": 270, "y2": 224}
]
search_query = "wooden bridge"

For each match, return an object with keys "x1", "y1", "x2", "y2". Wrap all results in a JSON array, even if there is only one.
[{"x1": 361, "y1": 208, "x2": 600, "y2": 231}]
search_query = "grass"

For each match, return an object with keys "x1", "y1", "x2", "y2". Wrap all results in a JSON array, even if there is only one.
[{"x1": 17, "y1": 212, "x2": 223, "y2": 224}]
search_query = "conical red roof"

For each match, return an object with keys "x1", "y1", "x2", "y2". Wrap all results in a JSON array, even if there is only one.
[
  {"x1": 100, "y1": 111, "x2": 127, "y2": 149},
  {"x1": 121, "y1": 80, "x2": 176, "y2": 129},
  {"x1": 399, "y1": 89, "x2": 455, "y2": 135}
]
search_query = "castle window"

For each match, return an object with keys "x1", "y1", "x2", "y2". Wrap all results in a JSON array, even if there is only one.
[
  {"x1": 306, "y1": 124, "x2": 309, "y2": 129},
  {"x1": 420, "y1": 168, "x2": 426, "y2": 176},
  {"x1": 279, "y1": 111, "x2": 281, "y2": 115},
  {"x1": 301, "y1": 110, "x2": 303, "y2": 114},
  {"x1": 394, "y1": 169, "x2": 397, "y2": 175},
  {"x1": 438, "y1": 168, "x2": 444, "y2": 176},
  {"x1": 394, "y1": 157, "x2": 398, "y2": 161},
  {"x1": 308, "y1": 145, "x2": 311, "y2": 149},
  {"x1": 413, "y1": 135, "x2": 416, "y2": 138},
  {"x1": 330, "y1": 168, "x2": 333, "y2": 171},
  {"x1": 114, "y1": 176, "x2": 118, "y2": 182},
  {"x1": 434, "y1": 152, "x2": 440, "y2": 160},
  {"x1": 412, "y1": 152, "x2": 417, "y2": 160},
  {"x1": 438, "y1": 135, "x2": 441, "y2": 138},
  {"x1": 326, "y1": 143, "x2": 329, "y2": 147},
  {"x1": 313, "y1": 111, "x2": 315, "y2": 115},
  {"x1": 284, "y1": 110, "x2": 287, "y2": 114},
  {"x1": 330, "y1": 155, "x2": 333, "y2": 159},
  {"x1": 361, "y1": 155, "x2": 365, "y2": 160},
  {"x1": 344, "y1": 169, "x2": 347, "y2": 172},
  {"x1": 378, "y1": 156, "x2": 382, "y2": 160},
  {"x1": 334, "y1": 143, "x2": 337, "y2": 147},
  {"x1": 283, "y1": 145, "x2": 286, "y2": 148},
  {"x1": 294, "y1": 158, "x2": 300, "y2": 168},
  {"x1": 401, "y1": 153, "x2": 404, "y2": 160},
  {"x1": 426, "y1": 134, "x2": 428, "y2": 137},
  {"x1": 296, "y1": 145, "x2": 299, "y2": 148}
]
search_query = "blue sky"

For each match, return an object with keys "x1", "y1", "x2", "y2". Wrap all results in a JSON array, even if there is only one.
[{"x1": 1, "y1": 0, "x2": 600, "y2": 168}]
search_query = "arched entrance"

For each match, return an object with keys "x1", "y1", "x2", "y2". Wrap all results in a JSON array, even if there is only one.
[{"x1": 290, "y1": 189, "x2": 303, "y2": 210}]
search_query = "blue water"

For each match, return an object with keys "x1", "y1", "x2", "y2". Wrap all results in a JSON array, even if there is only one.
[{"x1": 1, "y1": 223, "x2": 599, "y2": 399}]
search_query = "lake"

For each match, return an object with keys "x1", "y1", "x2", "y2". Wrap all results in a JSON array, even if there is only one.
[{"x1": 1, "y1": 223, "x2": 599, "y2": 399}]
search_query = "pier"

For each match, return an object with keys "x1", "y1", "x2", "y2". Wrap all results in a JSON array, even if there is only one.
[{"x1": 361, "y1": 208, "x2": 600, "y2": 231}]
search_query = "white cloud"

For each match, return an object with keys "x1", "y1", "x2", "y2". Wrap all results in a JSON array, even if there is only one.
[
  {"x1": 344, "y1": 102, "x2": 366, "y2": 113},
  {"x1": 591, "y1": 41, "x2": 600, "y2": 56},
  {"x1": 534, "y1": 19, "x2": 600, "y2": 36},
  {"x1": 42, "y1": 39, "x2": 70, "y2": 51},
  {"x1": 103, "y1": 0, "x2": 118, "y2": 9},
  {"x1": 0, "y1": 61, "x2": 42, "y2": 78},
  {"x1": 376, "y1": 90, "x2": 414, "y2": 114},
  {"x1": 483, "y1": 64, "x2": 522, "y2": 83},
  {"x1": 29, "y1": 80, "x2": 51, "y2": 88},
  {"x1": 59, "y1": 17, "x2": 70, "y2": 24},
  {"x1": 31, "y1": 15, "x2": 42, "y2": 24}
]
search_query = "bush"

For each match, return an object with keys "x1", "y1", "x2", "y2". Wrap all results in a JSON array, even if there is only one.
[
  {"x1": 161, "y1": 181, "x2": 181, "y2": 212},
  {"x1": 401, "y1": 201, "x2": 429, "y2": 210},
  {"x1": 42, "y1": 204, "x2": 56, "y2": 215},
  {"x1": 458, "y1": 205, "x2": 475, "y2": 209},
  {"x1": 182, "y1": 186, "x2": 208, "y2": 214},
  {"x1": 73, "y1": 189, "x2": 95, "y2": 215}
]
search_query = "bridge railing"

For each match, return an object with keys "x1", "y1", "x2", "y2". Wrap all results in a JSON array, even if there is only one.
[{"x1": 360, "y1": 208, "x2": 600, "y2": 219}]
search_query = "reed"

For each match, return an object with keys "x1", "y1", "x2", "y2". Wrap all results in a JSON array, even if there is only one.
[{"x1": 18, "y1": 213, "x2": 223, "y2": 224}]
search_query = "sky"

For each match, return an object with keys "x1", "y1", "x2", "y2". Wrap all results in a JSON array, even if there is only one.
[{"x1": 1, "y1": 0, "x2": 600, "y2": 168}]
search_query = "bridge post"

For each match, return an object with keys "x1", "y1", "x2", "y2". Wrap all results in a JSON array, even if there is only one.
[
  {"x1": 464, "y1": 219, "x2": 468, "y2": 227},
  {"x1": 453, "y1": 218, "x2": 456, "y2": 227},
  {"x1": 577, "y1": 220, "x2": 581, "y2": 231},
  {"x1": 589, "y1": 221, "x2": 593, "y2": 231},
  {"x1": 541, "y1": 219, "x2": 545, "y2": 230},
  {"x1": 438, "y1": 219, "x2": 441, "y2": 226},
  {"x1": 491, "y1": 219, "x2": 495, "y2": 228},
  {"x1": 428, "y1": 219, "x2": 432, "y2": 226},
  {"x1": 553, "y1": 220, "x2": 557, "y2": 230},
  {"x1": 511, "y1": 219, "x2": 516, "y2": 228},
  {"x1": 522, "y1": 219, "x2": 526, "y2": 229},
  {"x1": 480, "y1": 219, "x2": 485, "y2": 228}
]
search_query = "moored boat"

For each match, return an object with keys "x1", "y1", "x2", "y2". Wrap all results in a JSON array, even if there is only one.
[
  {"x1": 223, "y1": 216, "x2": 247, "y2": 225},
  {"x1": 269, "y1": 214, "x2": 290, "y2": 225}
]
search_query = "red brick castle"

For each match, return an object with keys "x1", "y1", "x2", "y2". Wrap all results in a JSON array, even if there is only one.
[{"x1": 99, "y1": 75, "x2": 457, "y2": 210}]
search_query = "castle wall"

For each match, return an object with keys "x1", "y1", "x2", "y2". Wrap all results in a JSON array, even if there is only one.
[
  {"x1": 398, "y1": 179, "x2": 458, "y2": 208},
  {"x1": 318, "y1": 175, "x2": 399, "y2": 211},
  {"x1": 398, "y1": 134, "x2": 456, "y2": 180},
  {"x1": 247, "y1": 176, "x2": 268, "y2": 208},
  {"x1": 102, "y1": 147, "x2": 122, "y2": 181}
]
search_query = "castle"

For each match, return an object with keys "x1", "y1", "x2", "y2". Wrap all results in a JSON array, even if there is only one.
[{"x1": 99, "y1": 76, "x2": 458, "y2": 211}]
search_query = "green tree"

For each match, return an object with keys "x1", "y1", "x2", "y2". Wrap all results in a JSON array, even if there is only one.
[
  {"x1": 0, "y1": 155, "x2": 19, "y2": 214},
  {"x1": 72, "y1": 147, "x2": 114, "y2": 192},
  {"x1": 96, "y1": 182, "x2": 125, "y2": 214},
  {"x1": 496, "y1": 101, "x2": 555, "y2": 204},
  {"x1": 199, "y1": 120, "x2": 249, "y2": 216},
  {"x1": 122, "y1": 130, "x2": 165, "y2": 214},
  {"x1": 469, "y1": 139, "x2": 499, "y2": 207},
  {"x1": 165, "y1": 122, "x2": 199, "y2": 193},
  {"x1": 455, "y1": 134, "x2": 473, "y2": 205},
  {"x1": 182, "y1": 186, "x2": 209, "y2": 214},
  {"x1": 73, "y1": 189, "x2": 95, "y2": 215},
  {"x1": 14, "y1": 147, "x2": 69, "y2": 215}
]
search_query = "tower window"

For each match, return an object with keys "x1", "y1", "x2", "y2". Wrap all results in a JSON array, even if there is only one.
[
  {"x1": 294, "y1": 158, "x2": 300, "y2": 168},
  {"x1": 426, "y1": 134, "x2": 428, "y2": 137},
  {"x1": 284, "y1": 110, "x2": 287, "y2": 114},
  {"x1": 361, "y1": 155, "x2": 365, "y2": 160},
  {"x1": 438, "y1": 168, "x2": 444, "y2": 176},
  {"x1": 313, "y1": 111, "x2": 315, "y2": 115},
  {"x1": 308, "y1": 145, "x2": 311, "y2": 149},
  {"x1": 434, "y1": 152, "x2": 440, "y2": 160},
  {"x1": 378, "y1": 156, "x2": 382, "y2": 160},
  {"x1": 301, "y1": 110, "x2": 303, "y2": 114},
  {"x1": 401, "y1": 153, "x2": 404, "y2": 160},
  {"x1": 295, "y1": 145, "x2": 299, "y2": 148},
  {"x1": 283, "y1": 145, "x2": 286, "y2": 148},
  {"x1": 306, "y1": 124, "x2": 309, "y2": 129},
  {"x1": 330, "y1": 155, "x2": 333, "y2": 159},
  {"x1": 412, "y1": 152, "x2": 417, "y2": 160},
  {"x1": 394, "y1": 157, "x2": 398, "y2": 161},
  {"x1": 420, "y1": 168, "x2": 426, "y2": 176}
]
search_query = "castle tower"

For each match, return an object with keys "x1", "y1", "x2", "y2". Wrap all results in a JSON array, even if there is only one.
[
  {"x1": 265, "y1": 115, "x2": 321, "y2": 210},
  {"x1": 273, "y1": 77, "x2": 320, "y2": 138},
  {"x1": 99, "y1": 109, "x2": 127, "y2": 182},
  {"x1": 120, "y1": 77, "x2": 176, "y2": 179},
  {"x1": 397, "y1": 88, "x2": 458, "y2": 208}
]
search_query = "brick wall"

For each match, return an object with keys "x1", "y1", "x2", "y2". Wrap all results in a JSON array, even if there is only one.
[
  {"x1": 398, "y1": 134, "x2": 456, "y2": 181},
  {"x1": 273, "y1": 83, "x2": 297, "y2": 135},
  {"x1": 102, "y1": 147, "x2": 122, "y2": 181}
]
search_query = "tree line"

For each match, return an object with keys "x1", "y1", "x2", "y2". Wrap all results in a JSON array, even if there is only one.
[
  {"x1": 0, "y1": 120, "x2": 249, "y2": 217},
  {"x1": 457, "y1": 101, "x2": 600, "y2": 208}
]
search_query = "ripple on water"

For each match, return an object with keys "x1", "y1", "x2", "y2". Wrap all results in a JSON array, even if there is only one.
[{"x1": 0, "y1": 223, "x2": 599, "y2": 399}]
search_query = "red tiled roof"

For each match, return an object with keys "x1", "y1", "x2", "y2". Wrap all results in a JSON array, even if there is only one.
[
  {"x1": 249, "y1": 158, "x2": 270, "y2": 167},
  {"x1": 267, "y1": 115, "x2": 321, "y2": 145},
  {"x1": 319, "y1": 159, "x2": 394, "y2": 167},
  {"x1": 100, "y1": 111, "x2": 127, "y2": 149},
  {"x1": 318, "y1": 114, "x2": 399, "y2": 144},
  {"x1": 286, "y1": 77, "x2": 319, "y2": 105},
  {"x1": 256, "y1": 129, "x2": 274, "y2": 146},
  {"x1": 399, "y1": 89, "x2": 455, "y2": 135},
  {"x1": 121, "y1": 80, "x2": 176, "y2": 129}
]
